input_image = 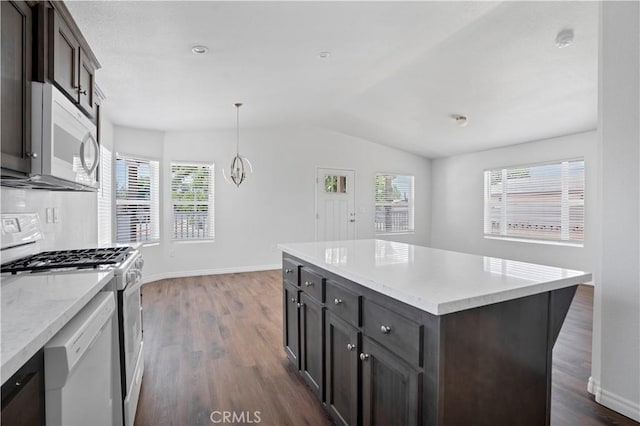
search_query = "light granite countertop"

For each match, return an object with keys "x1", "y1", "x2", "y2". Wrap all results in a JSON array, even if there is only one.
[
  {"x1": 1, "y1": 270, "x2": 114, "y2": 384},
  {"x1": 278, "y1": 239, "x2": 592, "y2": 316}
]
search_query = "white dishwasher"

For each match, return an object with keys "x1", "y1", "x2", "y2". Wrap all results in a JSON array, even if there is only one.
[{"x1": 44, "y1": 292, "x2": 116, "y2": 426}]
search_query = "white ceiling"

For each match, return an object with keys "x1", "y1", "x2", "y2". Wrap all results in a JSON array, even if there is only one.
[{"x1": 66, "y1": 1, "x2": 598, "y2": 158}]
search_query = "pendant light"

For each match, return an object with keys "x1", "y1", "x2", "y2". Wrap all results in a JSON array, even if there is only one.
[{"x1": 223, "y1": 103, "x2": 252, "y2": 187}]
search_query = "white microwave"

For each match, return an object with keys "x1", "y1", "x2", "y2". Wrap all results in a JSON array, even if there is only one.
[{"x1": 25, "y1": 82, "x2": 100, "y2": 191}]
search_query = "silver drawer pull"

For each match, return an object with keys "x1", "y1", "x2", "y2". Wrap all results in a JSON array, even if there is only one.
[
  {"x1": 285, "y1": 268, "x2": 293, "y2": 274},
  {"x1": 380, "y1": 325, "x2": 392, "y2": 335},
  {"x1": 304, "y1": 281, "x2": 314, "y2": 287},
  {"x1": 359, "y1": 353, "x2": 369, "y2": 361},
  {"x1": 347, "y1": 343, "x2": 356, "y2": 351},
  {"x1": 334, "y1": 298, "x2": 343, "y2": 305}
]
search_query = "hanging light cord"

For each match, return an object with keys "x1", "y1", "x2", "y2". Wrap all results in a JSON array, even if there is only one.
[{"x1": 235, "y1": 103, "x2": 242, "y2": 155}]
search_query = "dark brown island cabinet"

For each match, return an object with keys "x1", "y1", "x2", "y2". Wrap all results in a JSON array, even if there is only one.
[
  {"x1": 280, "y1": 240, "x2": 592, "y2": 426},
  {"x1": 1, "y1": 0, "x2": 101, "y2": 178}
]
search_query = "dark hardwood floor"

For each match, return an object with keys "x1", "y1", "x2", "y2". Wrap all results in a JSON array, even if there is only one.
[{"x1": 134, "y1": 273, "x2": 638, "y2": 426}]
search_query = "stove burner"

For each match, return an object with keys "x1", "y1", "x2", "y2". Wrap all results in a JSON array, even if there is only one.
[{"x1": 1, "y1": 247, "x2": 132, "y2": 274}]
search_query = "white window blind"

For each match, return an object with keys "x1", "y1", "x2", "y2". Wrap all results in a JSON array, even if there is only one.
[
  {"x1": 115, "y1": 154, "x2": 160, "y2": 243},
  {"x1": 484, "y1": 159, "x2": 585, "y2": 243},
  {"x1": 97, "y1": 145, "x2": 112, "y2": 246},
  {"x1": 375, "y1": 174, "x2": 415, "y2": 234},
  {"x1": 171, "y1": 162, "x2": 214, "y2": 240}
]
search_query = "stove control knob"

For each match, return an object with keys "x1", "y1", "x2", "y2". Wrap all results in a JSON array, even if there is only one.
[
  {"x1": 127, "y1": 271, "x2": 138, "y2": 284},
  {"x1": 135, "y1": 258, "x2": 144, "y2": 269}
]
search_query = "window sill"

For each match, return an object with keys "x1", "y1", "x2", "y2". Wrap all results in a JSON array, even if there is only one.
[
  {"x1": 375, "y1": 231, "x2": 416, "y2": 237},
  {"x1": 172, "y1": 239, "x2": 215, "y2": 244},
  {"x1": 484, "y1": 235, "x2": 584, "y2": 248}
]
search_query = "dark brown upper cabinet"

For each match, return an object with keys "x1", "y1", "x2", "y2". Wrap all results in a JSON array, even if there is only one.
[
  {"x1": 1, "y1": 0, "x2": 33, "y2": 176},
  {"x1": 48, "y1": 4, "x2": 97, "y2": 116}
]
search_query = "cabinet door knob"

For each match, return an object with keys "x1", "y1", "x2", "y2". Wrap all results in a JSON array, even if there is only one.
[
  {"x1": 359, "y1": 353, "x2": 369, "y2": 361},
  {"x1": 27, "y1": 152, "x2": 38, "y2": 158},
  {"x1": 75, "y1": 85, "x2": 87, "y2": 96},
  {"x1": 380, "y1": 325, "x2": 392, "y2": 335},
  {"x1": 304, "y1": 281, "x2": 314, "y2": 287},
  {"x1": 297, "y1": 302, "x2": 303, "y2": 308},
  {"x1": 290, "y1": 297, "x2": 296, "y2": 303},
  {"x1": 334, "y1": 298, "x2": 342, "y2": 305},
  {"x1": 347, "y1": 343, "x2": 356, "y2": 351},
  {"x1": 285, "y1": 268, "x2": 293, "y2": 274}
]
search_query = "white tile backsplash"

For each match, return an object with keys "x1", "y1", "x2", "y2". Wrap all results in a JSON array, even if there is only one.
[{"x1": 1, "y1": 187, "x2": 97, "y2": 250}]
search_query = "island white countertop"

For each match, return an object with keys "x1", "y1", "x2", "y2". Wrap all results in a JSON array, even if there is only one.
[
  {"x1": 1, "y1": 270, "x2": 114, "y2": 384},
  {"x1": 278, "y1": 239, "x2": 592, "y2": 316}
]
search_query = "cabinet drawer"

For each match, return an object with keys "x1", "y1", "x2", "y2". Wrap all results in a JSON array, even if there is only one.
[
  {"x1": 363, "y1": 299, "x2": 422, "y2": 366},
  {"x1": 283, "y1": 258, "x2": 302, "y2": 286},
  {"x1": 300, "y1": 268, "x2": 325, "y2": 303},
  {"x1": 326, "y1": 280, "x2": 360, "y2": 327}
]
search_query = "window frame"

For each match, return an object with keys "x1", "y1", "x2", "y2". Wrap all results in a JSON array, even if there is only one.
[
  {"x1": 483, "y1": 158, "x2": 585, "y2": 246},
  {"x1": 374, "y1": 172, "x2": 415, "y2": 235},
  {"x1": 97, "y1": 144, "x2": 112, "y2": 246},
  {"x1": 170, "y1": 161, "x2": 215, "y2": 242},
  {"x1": 114, "y1": 153, "x2": 161, "y2": 245}
]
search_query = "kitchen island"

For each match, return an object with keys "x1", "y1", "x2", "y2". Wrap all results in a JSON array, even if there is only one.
[{"x1": 278, "y1": 239, "x2": 592, "y2": 426}]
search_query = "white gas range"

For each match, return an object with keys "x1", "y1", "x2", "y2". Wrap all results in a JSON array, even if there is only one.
[{"x1": 1, "y1": 213, "x2": 144, "y2": 426}]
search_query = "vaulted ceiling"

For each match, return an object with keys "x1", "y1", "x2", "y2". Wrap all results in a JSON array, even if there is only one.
[{"x1": 66, "y1": 1, "x2": 598, "y2": 158}]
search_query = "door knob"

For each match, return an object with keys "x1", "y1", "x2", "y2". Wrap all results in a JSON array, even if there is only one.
[
  {"x1": 334, "y1": 298, "x2": 343, "y2": 305},
  {"x1": 285, "y1": 268, "x2": 292, "y2": 274},
  {"x1": 304, "y1": 281, "x2": 314, "y2": 287},
  {"x1": 359, "y1": 353, "x2": 369, "y2": 361},
  {"x1": 380, "y1": 325, "x2": 392, "y2": 334},
  {"x1": 347, "y1": 343, "x2": 356, "y2": 351},
  {"x1": 297, "y1": 302, "x2": 303, "y2": 308},
  {"x1": 290, "y1": 297, "x2": 296, "y2": 303}
]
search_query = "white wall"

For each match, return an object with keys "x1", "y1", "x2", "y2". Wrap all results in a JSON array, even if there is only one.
[
  {"x1": 589, "y1": 1, "x2": 640, "y2": 421},
  {"x1": 113, "y1": 124, "x2": 431, "y2": 282},
  {"x1": 430, "y1": 130, "x2": 597, "y2": 271}
]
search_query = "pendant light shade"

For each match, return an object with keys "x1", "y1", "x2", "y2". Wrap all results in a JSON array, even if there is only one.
[{"x1": 223, "y1": 103, "x2": 252, "y2": 187}]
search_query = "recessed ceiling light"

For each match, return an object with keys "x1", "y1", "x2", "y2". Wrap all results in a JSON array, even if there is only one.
[
  {"x1": 318, "y1": 51, "x2": 331, "y2": 59},
  {"x1": 191, "y1": 45, "x2": 209, "y2": 55},
  {"x1": 555, "y1": 29, "x2": 574, "y2": 48},
  {"x1": 454, "y1": 115, "x2": 469, "y2": 127}
]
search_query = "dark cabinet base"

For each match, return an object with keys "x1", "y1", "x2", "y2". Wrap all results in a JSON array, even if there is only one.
[
  {"x1": 282, "y1": 254, "x2": 578, "y2": 426},
  {"x1": 1, "y1": 349, "x2": 45, "y2": 426},
  {"x1": 325, "y1": 311, "x2": 359, "y2": 426}
]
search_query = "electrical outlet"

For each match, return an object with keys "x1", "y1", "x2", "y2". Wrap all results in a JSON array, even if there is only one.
[{"x1": 45, "y1": 208, "x2": 54, "y2": 224}]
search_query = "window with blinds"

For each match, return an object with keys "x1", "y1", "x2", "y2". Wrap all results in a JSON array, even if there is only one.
[
  {"x1": 375, "y1": 173, "x2": 415, "y2": 234},
  {"x1": 115, "y1": 154, "x2": 160, "y2": 243},
  {"x1": 97, "y1": 145, "x2": 112, "y2": 246},
  {"x1": 171, "y1": 162, "x2": 214, "y2": 240},
  {"x1": 484, "y1": 159, "x2": 585, "y2": 244}
]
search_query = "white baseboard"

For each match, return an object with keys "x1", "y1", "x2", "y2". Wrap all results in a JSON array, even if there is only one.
[
  {"x1": 588, "y1": 376, "x2": 640, "y2": 421},
  {"x1": 587, "y1": 376, "x2": 599, "y2": 395},
  {"x1": 142, "y1": 264, "x2": 281, "y2": 284}
]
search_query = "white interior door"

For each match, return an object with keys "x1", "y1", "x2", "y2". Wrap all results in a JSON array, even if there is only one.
[{"x1": 316, "y1": 168, "x2": 356, "y2": 241}]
